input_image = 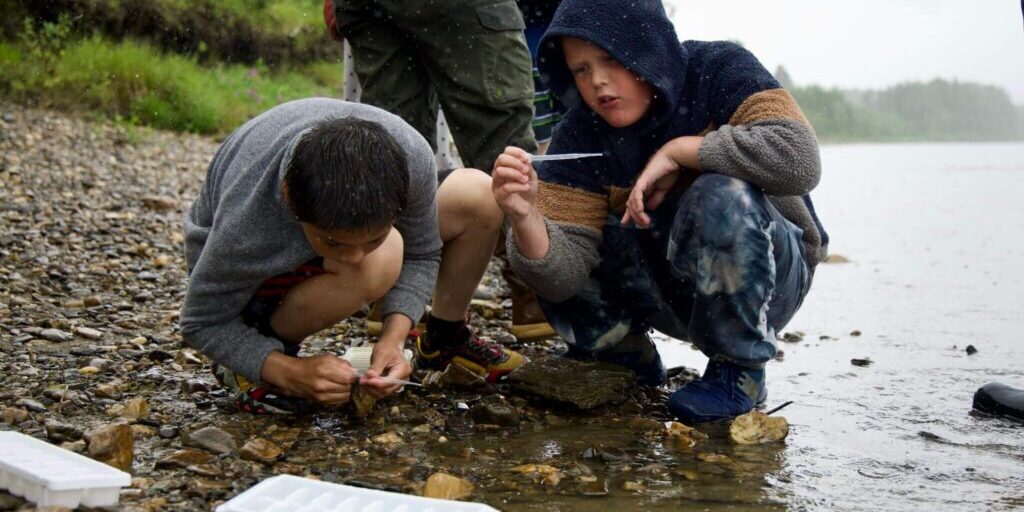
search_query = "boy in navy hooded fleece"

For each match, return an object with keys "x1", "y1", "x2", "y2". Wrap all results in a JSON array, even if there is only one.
[{"x1": 493, "y1": 0, "x2": 828, "y2": 423}]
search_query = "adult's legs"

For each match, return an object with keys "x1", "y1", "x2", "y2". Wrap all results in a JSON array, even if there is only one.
[
  {"x1": 391, "y1": 0, "x2": 537, "y2": 170},
  {"x1": 335, "y1": 0, "x2": 439, "y2": 150}
]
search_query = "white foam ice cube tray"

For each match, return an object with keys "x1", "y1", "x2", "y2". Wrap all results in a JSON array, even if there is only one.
[
  {"x1": 0, "y1": 431, "x2": 132, "y2": 508},
  {"x1": 341, "y1": 347, "x2": 414, "y2": 372},
  {"x1": 216, "y1": 475, "x2": 499, "y2": 512}
]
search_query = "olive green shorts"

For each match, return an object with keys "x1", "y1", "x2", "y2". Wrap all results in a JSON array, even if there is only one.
[{"x1": 335, "y1": 0, "x2": 538, "y2": 171}]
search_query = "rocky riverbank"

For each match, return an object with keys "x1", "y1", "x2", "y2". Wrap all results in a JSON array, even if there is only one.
[{"x1": 0, "y1": 104, "x2": 796, "y2": 512}]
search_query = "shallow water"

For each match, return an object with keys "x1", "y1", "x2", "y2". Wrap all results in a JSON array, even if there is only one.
[
  {"x1": 357, "y1": 143, "x2": 1024, "y2": 512},
  {"x1": 397, "y1": 143, "x2": 1024, "y2": 512},
  {"x1": 656, "y1": 142, "x2": 1024, "y2": 511},
  {"x1": 117, "y1": 142, "x2": 1024, "y2": 511}
]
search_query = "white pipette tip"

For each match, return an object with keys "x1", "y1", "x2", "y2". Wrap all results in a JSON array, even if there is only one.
[
  {"x1": 355, "y1": 369, "x2": 421, "y2": 387},
  {"x1": 530, "y1": 152, "x2": 604, "y2": 162}
]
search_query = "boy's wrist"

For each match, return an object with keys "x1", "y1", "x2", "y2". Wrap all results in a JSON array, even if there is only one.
[
  {"x1": 511, "y1": 208, "x2": 550, "y2": 260},
  {"x1": 670, "y1": 135, "x2": 704, "y2": 170},
  {"x1": 378, "y1": 312, "x2": 413, "y2": 349},
  {"x1": 511, "y1": 207, "x2": 543, "y2": 232},
  {"x1": 260, "y1": 351, "x2": 298, "y2": 390}
]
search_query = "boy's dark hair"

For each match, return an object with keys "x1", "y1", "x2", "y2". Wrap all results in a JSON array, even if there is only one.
[{"x1": 284, "y1": 117, "x2": 409, "y2": 231}]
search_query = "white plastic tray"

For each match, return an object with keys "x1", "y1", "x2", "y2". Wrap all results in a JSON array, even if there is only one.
[
  {"x1": 341, "y1": 347, "x2": 414, "y2": 372},
  {"x1": 0, "y1": 431, "x2": 131, "y2": 508},
  {"x1": 216, "y1": 475, "x2": 499, "y2": 512}
]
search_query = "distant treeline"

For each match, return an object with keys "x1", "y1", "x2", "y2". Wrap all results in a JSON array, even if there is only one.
[
  {"x1": 3, "y1": 0, "x2": 1021, "y2": 142},
  {"x1": 776, "y1": 67, "x2": 1024, "y2": 142}
]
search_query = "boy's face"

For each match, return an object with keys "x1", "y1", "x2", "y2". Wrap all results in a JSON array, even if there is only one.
[
  {"x1": 301, "y1": 223, "x2": 391, "y2": 265},
  {"x1": 562, "y1": 37, "x2": 655, "y2": 128}
]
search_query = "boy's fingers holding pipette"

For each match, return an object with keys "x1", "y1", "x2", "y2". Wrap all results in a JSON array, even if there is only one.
[
  {"x1": 494, "y1": 165, "x2": 528, "y2": 185},
  {"x1": 495, "y1": 154, "x2": 529, "y2": 177},
  {"x1": 503, "y1": 146, "x2": 532, "y2": 165}
]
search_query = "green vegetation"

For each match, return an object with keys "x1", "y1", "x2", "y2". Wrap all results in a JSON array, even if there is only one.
[
  {"x1": 2, "y1": 2, "x2": 1021, "y2": 142},
  {"x1": 1, "y1": 11, "x2": 342, "y2": 135},
  {"x1": 777, "y1": 66, "x2": 1024, "y2": 142},
  {"x1": 2, "y1": 0, "x2": 337, "y2": 66}
]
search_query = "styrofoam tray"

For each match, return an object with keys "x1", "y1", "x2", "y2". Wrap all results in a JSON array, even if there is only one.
[
  {"x1": 216, "y1": 475, "x2": 499, "y2": 512},
  {"x1": 0, "y1": 431, "x2": 131, "y2": 508},
  {"x1": 341, "y1": 347, "x2": 414, "y2": 372}
]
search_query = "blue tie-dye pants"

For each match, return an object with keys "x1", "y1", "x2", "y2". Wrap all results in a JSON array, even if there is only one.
[{"x1": 538, "y1": 173, "x2": 811, "y2": 367}]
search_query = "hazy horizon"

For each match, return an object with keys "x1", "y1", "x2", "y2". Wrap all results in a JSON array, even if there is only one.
[{"x1": 665, "y1": 0, "x2": 1024, "y2": 105}]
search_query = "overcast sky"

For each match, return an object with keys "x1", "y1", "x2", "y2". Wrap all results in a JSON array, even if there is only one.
[{"x1": 665, "y1": 0, "x2": 1024, "y2": 104}]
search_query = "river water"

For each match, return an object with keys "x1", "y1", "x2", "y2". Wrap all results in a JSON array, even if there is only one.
[{"x1": 653, "y1": 142, "x2": 1024, "y2": 511}]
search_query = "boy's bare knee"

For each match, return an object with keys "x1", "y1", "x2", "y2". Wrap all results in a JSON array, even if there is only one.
[{"x1": 440, "y1": 168, "x2": 504, "y2": 230}]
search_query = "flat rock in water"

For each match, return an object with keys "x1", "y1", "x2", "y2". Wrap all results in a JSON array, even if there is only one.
[
  {"x1": 239, "y1": 438, "x2": 284, "y2": 463},
  {"x1": 729, "y1": 411, "x2": 789, "y2": 444},
  {"x1": 973, "y1": 382, "x2": 1024, "y2": 421},
  {"x1": 507, "y1": 356, "x2": 634, "y2": 410},
  {"x1": 666, "y1": 421, "x2": 708, "y2": 449},
  {"x1": 422, "y1": 472, "x2": 474, "y2": 500},
  {"x1": 182, "y1": 426, "x2": 237, "y2": 455},
  {"x1": 470, "y1": 396, "x2": 520, "y2": 427}
]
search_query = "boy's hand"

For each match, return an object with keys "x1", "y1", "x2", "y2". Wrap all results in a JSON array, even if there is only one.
[
  {"x1": 622, "y1": 151, "x2": 680, "y2": 228},
  {"x1": 360, "y1": 343, "x2": 413, "y2": 398},
  {"x1": 492, "y1": 146, "x2": 538, "y2": 223},
  {"x1": 622, "y1": 136, "x2": 704, "y2": 228},
  {"x1": 262, "y1": 352, "x2": 358, "y2": 405}
]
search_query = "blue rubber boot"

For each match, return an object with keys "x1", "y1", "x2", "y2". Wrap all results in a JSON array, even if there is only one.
[
  {"x1": 668, "y1": 360, "x2": 767, "y2": 424},
  {"x1": 563, "y1": 332, "x2": 667, "y2": 386}
]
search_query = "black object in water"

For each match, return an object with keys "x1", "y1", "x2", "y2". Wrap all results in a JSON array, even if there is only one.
[{"x1": 973, "y1": 383, "x2": 1024, "y2": 421}]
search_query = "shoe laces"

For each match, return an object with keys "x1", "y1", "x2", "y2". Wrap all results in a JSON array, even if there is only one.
[{"x1": 462, "y1": 335, "x2": 507, "y2": 364}]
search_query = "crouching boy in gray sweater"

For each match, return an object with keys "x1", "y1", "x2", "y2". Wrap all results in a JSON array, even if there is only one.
[{"x1": 182, "y1": 98, "x2": 524, "y2": 415}]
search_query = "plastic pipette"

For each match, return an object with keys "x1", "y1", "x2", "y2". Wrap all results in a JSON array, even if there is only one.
[
  {"x1": 354, "y1": 369, "x2": 421, "y2": 387},
  {"x1": 530, "y1": 152, "x2": 604, "y2": 162}
]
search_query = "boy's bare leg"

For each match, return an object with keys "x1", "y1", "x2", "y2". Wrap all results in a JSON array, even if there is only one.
[
  {"x1": 433, "y1": 168, "x2": 504, "y2": 321},
  {"x1": 270, "y1": 228, "x2": 404, "y2": 343}
]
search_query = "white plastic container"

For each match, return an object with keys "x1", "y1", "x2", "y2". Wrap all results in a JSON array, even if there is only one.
[
  {"x1": 341, "y1": 347, "x2": 414, "y2": 373},
  {"x1": 216, "y1": 474, "x2": 499, "y2": 512},
  {"x1": 0, "y1": 431, "x2": 131, "y2": 508}
]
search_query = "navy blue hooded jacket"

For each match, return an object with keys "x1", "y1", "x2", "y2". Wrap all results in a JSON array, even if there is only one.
[{"x1": 507, "y1": 0, "x2": 828, "y2": 303}]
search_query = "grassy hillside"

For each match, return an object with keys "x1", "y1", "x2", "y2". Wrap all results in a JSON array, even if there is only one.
[{"x1": 0, "y1": 6, "x2": 342, "y2": 135}]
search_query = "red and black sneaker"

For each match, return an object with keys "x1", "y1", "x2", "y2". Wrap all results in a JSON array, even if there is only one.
[
  {"x1": 415, "y1": 327, "x2": 526, "y2": 383},
  {"x1": 212, "y1": 364, "x2": 312, "y2": 416}
]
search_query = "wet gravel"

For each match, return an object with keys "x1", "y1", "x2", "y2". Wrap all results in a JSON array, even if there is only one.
[{"x1": 0, "y1": 104, "x2": 776, "y2": 512}]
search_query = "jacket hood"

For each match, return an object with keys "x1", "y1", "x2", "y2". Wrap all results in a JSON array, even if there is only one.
[{"x1": 537, "y1": 0, "x2": 688, "y2": 128}]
